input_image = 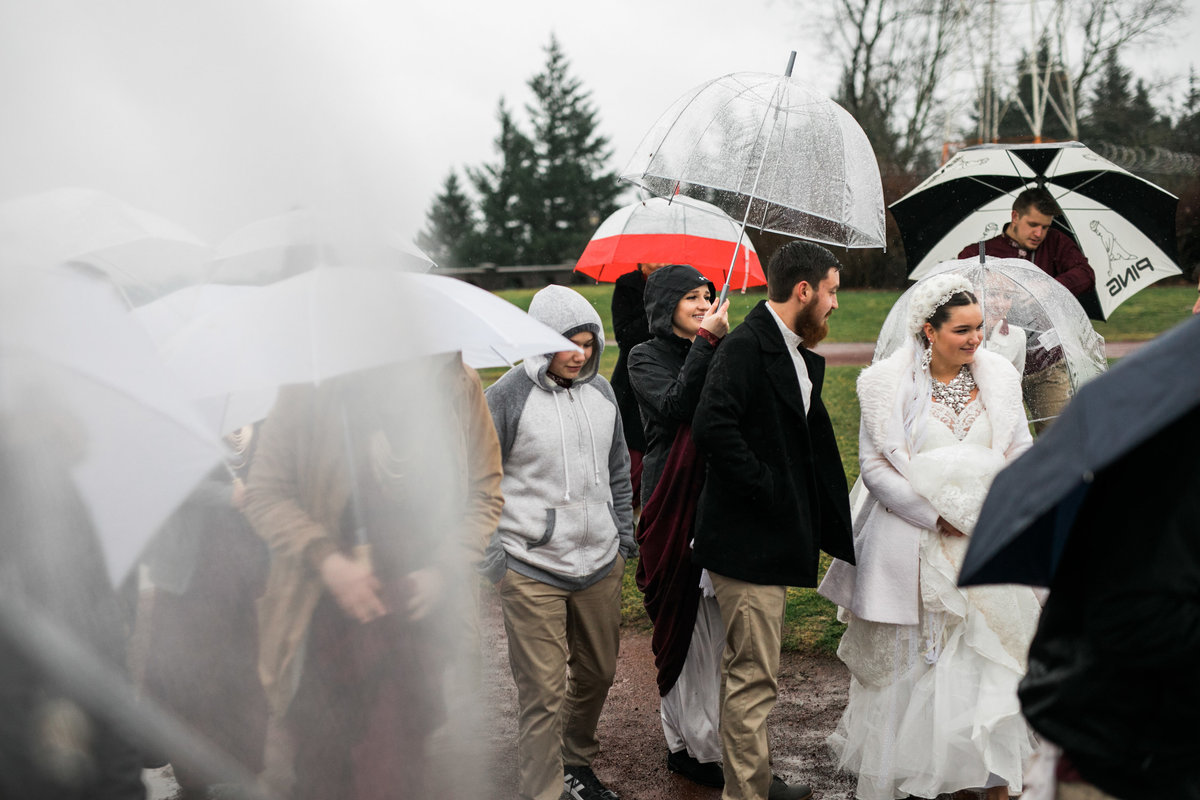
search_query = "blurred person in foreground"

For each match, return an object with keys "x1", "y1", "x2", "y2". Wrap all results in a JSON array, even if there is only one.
[
  {"x1": 241, "y1": 353, "x2": 503, "y2": 800},
  {"x1": 610, "y1": 263, "x2": 666, "y2": 507},
  {"x1": 480, "y1": 284, "x2": 636, "y2": 800},
  {"x1": 1019, "y1": 405, "x2": 1200, "y2": 800},
  {"x1": 137, "y1": 424, "x2": 269, "y2": 798},
  {"x1": 0, "y1": 416, "x2": 145, "y2": 799},
  {"x1": 691, "y1": 241, "x2": 854, "y2": 800},
  {"x1": 959, "y1": 188, "x2": 1096, "y2": 431},
  {"x1": 627, "y1": 264, "x2": 729, "y2": 788}
]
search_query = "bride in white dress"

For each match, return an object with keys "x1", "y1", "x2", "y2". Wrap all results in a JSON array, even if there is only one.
[{"x1": 820, "y1": 274, "x2": 1042, "y2": 800}]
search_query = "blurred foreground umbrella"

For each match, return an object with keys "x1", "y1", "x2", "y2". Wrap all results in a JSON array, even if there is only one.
[
  {"x1": 208, "y1": 209, "x2": 435, "y2": 285},
  {"x1": 132, "y1": 283, "x2": 278, "y2": 436},
  {"x1": 0, "y1": 268, "x2": 224, "y2": 583},
  {"x1": 621, "y1": 53, "x2": 886, "y2": 304},
  {"x1": 960, "y1": 314, "x2": 1200, "y2": 587},
  {"x1": 575, "y1": 196, "x2": 763, "y2": 290},
  {"x1": 0, "y1": 187, "x2": 212, "y2": 304},
  {"x1": 162, "y1": 268, "x2": 581, "y2": 402},
  {"x1": 892, "y1": 142, "x2": 1181, "y2": 320}
]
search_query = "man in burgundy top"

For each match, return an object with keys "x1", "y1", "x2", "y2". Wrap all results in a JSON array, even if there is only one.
[{"x1": 959, "y1": 187, "x2": 1097, "y2": 431}]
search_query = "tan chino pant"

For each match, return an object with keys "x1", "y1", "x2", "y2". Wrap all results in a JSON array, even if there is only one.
[
  {"x1": 709, "y1": 571, "x2": 789, "y2": 800},
  {"x1": 499, "y1": 560, "x2": 623, "y2": 800}
]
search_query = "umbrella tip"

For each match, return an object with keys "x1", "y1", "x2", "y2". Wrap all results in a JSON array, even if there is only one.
[{"x1": 784, "y1": 51, "x2": 796, "y2": 78}]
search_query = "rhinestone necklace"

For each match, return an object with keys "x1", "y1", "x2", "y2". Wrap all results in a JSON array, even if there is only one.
[{"x1": 931, "y1": 365, "x2": 976, "y2": 414}]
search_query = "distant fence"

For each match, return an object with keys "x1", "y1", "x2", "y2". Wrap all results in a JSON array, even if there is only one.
[{"x1": 434, "y1": 263, "x2": 594, "y2": 290}]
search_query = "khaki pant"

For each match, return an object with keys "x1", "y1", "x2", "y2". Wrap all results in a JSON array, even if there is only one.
[
  {"x1": 1023, "y1": 359, "x2": 1072, "y2": 433},
  {"x1": 710, "y1": 571, "x2": 788, "y2": 800},
  {"x1": 1057, "y1": 781, "x2": 1121, "y2": 799},
  {"x1": 499, "y1": 561, "x2": 623, "y2": 800}
]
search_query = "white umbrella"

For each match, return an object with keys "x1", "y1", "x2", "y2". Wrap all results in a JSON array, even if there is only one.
[
  {"x1": 161, "y1": 267, "x2": 580, "y2": 400},
  {"x1": 0, "y1": 267, "x2": 225, "y2": 583},
  {"x1": 131, "y1": 283, "x2": 278, "y2": 436},
  {"x1": 209, "y1": 209, "x2": 435, "y2": 285},
  {"x1": 0, "y1": 187, "x2": 212, "y2": 304}
]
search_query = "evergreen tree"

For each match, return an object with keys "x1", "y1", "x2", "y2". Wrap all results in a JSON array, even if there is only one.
[
  {"x1": 996, "y1": 38, "x2": 1073, "y2": 141},
  {"x1": 416, "y1": 170, "x2": 479, "y2": 269},
  {"x1": 1081, "y1": 50, "x2": 1134, "y2": 144},
  {"x1": 1173, "y1": 68, "x2": 1200, "y2": 153},
  {"x1": 468, "y1": 99, "x2": 537, "y2": 265},
  {"x1": 522, "y1": 35, "x2": 621, "y2": 264}
]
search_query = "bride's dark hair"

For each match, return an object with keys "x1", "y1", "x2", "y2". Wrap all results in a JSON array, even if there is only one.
[{"x1": 927, "y1": 290, "x2": 979, "y2": 330}]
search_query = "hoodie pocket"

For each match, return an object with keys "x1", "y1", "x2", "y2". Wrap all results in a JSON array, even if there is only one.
[{"x1": 527, "y1": 508, "x2": 556, "y2": 549}]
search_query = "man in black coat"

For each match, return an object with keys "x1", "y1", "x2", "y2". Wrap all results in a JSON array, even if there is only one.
[{"x1": 691, "y1": 240, "x2": 854, "y2": 800}]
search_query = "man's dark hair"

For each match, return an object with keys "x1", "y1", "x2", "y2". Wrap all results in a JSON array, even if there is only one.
[
  {"x1": 1012, "y1": 187, "x2": 1061, "y2": 218},
  {"x1": 766, "y1": 241, "x2": 841, "y2": 302}
]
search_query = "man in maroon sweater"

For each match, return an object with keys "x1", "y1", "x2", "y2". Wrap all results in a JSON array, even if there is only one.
[{"x1": 958, "y1": 188, "x2": 1097, "y2": 432}]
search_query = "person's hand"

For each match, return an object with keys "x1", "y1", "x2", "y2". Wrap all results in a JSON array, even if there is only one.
[
  {"x1": 936, "y1": 516, "x2": 966, "y2": 538},
  {"x1": 1192, "y1": 283, "x2": 1199, "y2": 315},
  {"x1": 403, "y1": 567, "x2": 446, "y2": 621},
  {"x1": 319, "y1": 551, "x2": 387, "y2": 623},
  {"x1": 230, "y1": 477, "x2": 247, "y2": 510},
  {"x1": 699, "y1": 299, "x2": 731, "y2": 339}
]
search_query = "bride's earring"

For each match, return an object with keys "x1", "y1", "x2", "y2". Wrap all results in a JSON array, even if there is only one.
[{"x1": 921, "y1": 343, "x2": 932, "y2": 370}]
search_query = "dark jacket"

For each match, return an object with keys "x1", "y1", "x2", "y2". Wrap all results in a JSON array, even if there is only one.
[
  {"x1": 610, "y1": 269, "x2": 653, "y2": 452},
  {"x1": 958, "y1": 226, "x2": 1095, "y2": 298},
  {"x1": 627, "y1": 265, "x2": 717, "y2": 505},
  {"x1": 1019, "y1": 407, "x2": 1200, "y2": 800},
  {"x1": 691, "y1": 301, "x2": 853, "y2": 586}
]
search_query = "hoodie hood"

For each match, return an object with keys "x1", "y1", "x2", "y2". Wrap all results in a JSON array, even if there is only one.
[
  {"x1": 643, "y1": 264, "x2": 716, "y2": 339},
  {"x1": 524, "y1": 284, "x2": 605, "y2": 388}
]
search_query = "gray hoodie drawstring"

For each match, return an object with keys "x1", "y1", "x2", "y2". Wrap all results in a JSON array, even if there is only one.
[
  {"x1": 552, "y1": 391, "x2": 571, "y2": 501},
  {"x1": 579, "y1": 397, "x2": 602, "y2": 487}
]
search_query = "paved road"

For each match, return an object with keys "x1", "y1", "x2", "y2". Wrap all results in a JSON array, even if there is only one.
[{"x1": 812, "y1": 340, "x2": 1146, "y2": 366}]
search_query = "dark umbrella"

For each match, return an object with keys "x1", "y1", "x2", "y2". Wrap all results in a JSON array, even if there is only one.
[
  {"x1": 960, "y1": 313, "x2": 1200, "y2": 587},
  {"x1": 890, "y1": 141, "x2": 1182, "y2": 320}
]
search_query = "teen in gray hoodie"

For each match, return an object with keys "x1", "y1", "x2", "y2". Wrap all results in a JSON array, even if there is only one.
[{"x1": 483, "y1": 284, "x2": 635, "y2": 800}]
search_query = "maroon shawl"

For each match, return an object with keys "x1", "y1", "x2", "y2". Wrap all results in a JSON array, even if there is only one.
[{"x1": 635, "y1": 424, "x2": 706, "y2": 697}]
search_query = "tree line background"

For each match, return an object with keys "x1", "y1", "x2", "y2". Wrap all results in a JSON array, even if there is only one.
[{"x1": 418, "y1": 1, "x2": 1200, "y2": 289}]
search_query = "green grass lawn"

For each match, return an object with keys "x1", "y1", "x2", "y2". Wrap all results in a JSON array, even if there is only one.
[{"x1": 484, "y1": 282, "x2": 1193, "y2": 657}]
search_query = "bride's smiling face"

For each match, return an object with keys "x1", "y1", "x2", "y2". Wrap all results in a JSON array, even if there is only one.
[{"x1": 924, "y1": 303, "x2": 984, "y2": 373}]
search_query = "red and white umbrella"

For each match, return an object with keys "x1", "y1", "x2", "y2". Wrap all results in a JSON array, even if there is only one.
[{"x1": 575, "y1": 196, "x2": 764, "y2": 291}]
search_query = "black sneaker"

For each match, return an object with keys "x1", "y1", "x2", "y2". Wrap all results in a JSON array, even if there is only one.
[
  {"x1": 563, "y1": 764, "x2": 619, "y2": 800},
  {"x1": 768, "y1": 775, "x2": 813, "y2": 800},
  {"x1": 666, "y1": 749, "x2": 725, "y2": 788}
]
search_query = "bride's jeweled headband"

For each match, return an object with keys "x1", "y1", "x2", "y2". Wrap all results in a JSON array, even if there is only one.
[{"x1": 906, "y1": 274, "x2": 975, "y2": 336}]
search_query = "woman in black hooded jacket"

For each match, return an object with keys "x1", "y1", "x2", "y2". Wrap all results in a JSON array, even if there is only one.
[{"x1": 627, "y1": 264, "x2": 729, "y2": 788}]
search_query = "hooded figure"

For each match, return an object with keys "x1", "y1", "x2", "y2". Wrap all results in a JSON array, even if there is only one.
[
  {"x1": 626, "y1": 264, "x2": 729, "y2": 788},
  {"x1": 628, "y1": 265, "x2": 718, "y2": 506},
  {"x1": 482, "y1": 284, "x2": 635, "y2": 800}
]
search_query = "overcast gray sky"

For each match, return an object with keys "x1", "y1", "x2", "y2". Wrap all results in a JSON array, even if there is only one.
[{"x1": 1, "y1": 0, "x2": 1196, "y2": 246}]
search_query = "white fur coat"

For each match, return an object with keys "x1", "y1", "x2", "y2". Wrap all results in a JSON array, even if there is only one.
[{"x1": 818, "y1": 347, "x2": 1032, "y2": 625}]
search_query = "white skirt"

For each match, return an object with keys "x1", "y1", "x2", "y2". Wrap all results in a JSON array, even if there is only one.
[{"x1": 828, "y1": 528, "x2": 1041, "y2": 800}]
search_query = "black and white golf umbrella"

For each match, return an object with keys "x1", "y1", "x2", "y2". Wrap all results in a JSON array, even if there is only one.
[{"x1": 890, "y1": 142, "x2": 1181, "y2": 320}]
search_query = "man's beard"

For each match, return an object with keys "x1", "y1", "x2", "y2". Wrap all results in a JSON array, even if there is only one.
[{"x1": 795, "y1": 301, "x2": 829, "y2": 347}]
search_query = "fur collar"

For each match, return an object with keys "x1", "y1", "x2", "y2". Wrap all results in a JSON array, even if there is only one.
[{"x1": 858, "y1": 346, "x2": 1027, "y2": 458}]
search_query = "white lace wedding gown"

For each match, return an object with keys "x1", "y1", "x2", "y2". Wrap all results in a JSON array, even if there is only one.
[{"x1": 829, "y1": 398, "x2": 1042, "y2": 800}]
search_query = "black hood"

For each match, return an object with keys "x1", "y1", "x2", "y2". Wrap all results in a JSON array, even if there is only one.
[{"x1": 642, "y1": 265, "x2": 716, "y2": 339}]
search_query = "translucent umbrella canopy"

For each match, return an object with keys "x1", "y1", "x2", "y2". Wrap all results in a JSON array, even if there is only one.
[
  {"x1": 0, "y1": 187, "x2": 212, "y2": 303},
  {"x1": 875, "y1": 257, "x2": 1108, "y2": 399},
  {"x1": 0, "y1": 267, "x2": 224, "y2": 583},
  {"x1": 621, "y1": 71, "x2": 886, "y2": 250}
]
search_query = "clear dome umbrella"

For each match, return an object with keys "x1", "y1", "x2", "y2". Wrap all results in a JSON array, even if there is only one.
[
  {"x1": 874, "y1": 256, "x2": 1109, "y2": 426},
  {"x1": 621, "y1": 53, "x2": 886, "y2": 305}
]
